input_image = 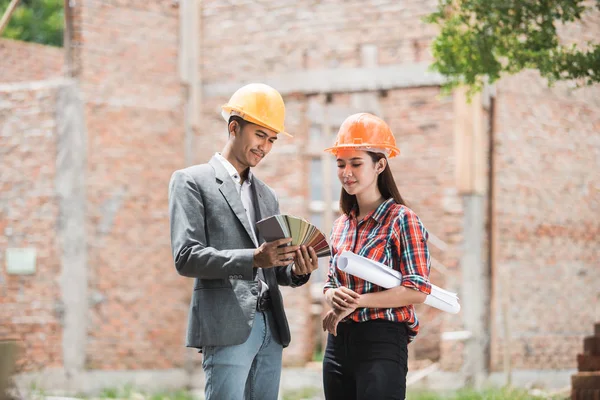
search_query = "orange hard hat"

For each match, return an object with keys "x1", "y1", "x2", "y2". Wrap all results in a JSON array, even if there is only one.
[
  {"x1": 221, "y1": 83, "x2": 292, "y2": 137},
  {"x1": 324, "y1": 113, "x2": 400, "y2": 158}
]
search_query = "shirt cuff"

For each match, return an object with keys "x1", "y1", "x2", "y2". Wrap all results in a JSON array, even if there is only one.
[
  {"x1": 291, "y1": 272, "x2": 310, "y2": 287},
  {"x1": 401, "y1": 274, "x2": 432, "y2": 295}
]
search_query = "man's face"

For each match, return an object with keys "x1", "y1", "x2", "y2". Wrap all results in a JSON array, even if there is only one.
[{"x1": 230, "y1": 121, "x2": 278, "y2": 168}]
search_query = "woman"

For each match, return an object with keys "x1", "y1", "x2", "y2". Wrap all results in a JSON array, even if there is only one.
[{"x1": 322, "y1": 113, "x2": 432, "y2": 400}]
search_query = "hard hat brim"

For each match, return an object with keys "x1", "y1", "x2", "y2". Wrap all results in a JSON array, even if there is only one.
[
  {"x1": 222, "y1": 106, "x2": 293, "y2": 137},
  {"x1": 324, "y1": 144, "x2": 400, "y2": 158}
]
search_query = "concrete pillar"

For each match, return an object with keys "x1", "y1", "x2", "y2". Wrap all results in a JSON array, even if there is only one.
[
  {"x1": 179, "y1": 0, "x2": 202, "y2": 167},
  {"x1": 56, "y1": 81, "x2": 88, "y2": 384},
  {"x1": 63, "y1": 0, "x2": 83, "y2": 78},
  {"x1": 460, "y1": 194, "x2": 488, "y2": 388},
  {"x1": 454, "y1": 87, "x2": 490, "y2": 387}
]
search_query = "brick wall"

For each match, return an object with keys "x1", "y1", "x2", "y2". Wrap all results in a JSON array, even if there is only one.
[
  {"x1": 2, "y1": 0, "x2": 597, "y2": 378},
  {"x1": 0, "y1": 39, "x2": 64, "y2": 83},
  {"x1": 0, "y1": 82, "x2": 64, "y2": 372},
  {"x1": 75, "y1": 0, "x2": 188, "y2": 370},
  {"x1": 201, "y1": 0, "x2": 438, "y2": 82},
  {"x1": 490, "y1": 72, "x2": 600, "y2": 371}
]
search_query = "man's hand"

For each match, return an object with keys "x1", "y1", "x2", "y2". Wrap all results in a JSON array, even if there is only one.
[
  {"x1": 254, "y1": 238, "x2": 299, "y2": 269},
  {"x1": 292, "y1": 245, "x2": 319, "y2": 276},
  {"x1": 325, "y1": 287, "x2": 360, "y2": 311}
]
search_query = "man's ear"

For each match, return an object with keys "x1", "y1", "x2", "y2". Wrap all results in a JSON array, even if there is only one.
[{"x1": 228, "y1": 121, "x2": 239, "y2": 137}]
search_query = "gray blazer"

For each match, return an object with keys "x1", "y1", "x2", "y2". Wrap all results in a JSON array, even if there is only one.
[{"x1": 168, "y1": 156, "x2": 308, "y2": 349}]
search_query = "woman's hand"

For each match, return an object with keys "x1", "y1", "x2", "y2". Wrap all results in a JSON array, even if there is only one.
[
  {"x1": 322, "y1": 287, "x2": 360, "y2": 336},
  {"x1": 325, "y1": 287, "x2": 360, "y2": 311},
  {"x1": 322, "y1": 306, "x2": 355, "y2": 336}
]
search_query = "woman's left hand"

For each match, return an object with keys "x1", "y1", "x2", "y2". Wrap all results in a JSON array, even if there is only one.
[{"x1": 322, "y1": 305, "x2": 356, "y2": 336}]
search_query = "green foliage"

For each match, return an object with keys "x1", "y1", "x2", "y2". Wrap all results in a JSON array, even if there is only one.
[
  {"x1": 282, "y1": 387, "x2": 322, "y2": 400},
  {"x1": 425, "y1": 0, "x2": 600, "y2": 95},
  {"x1": 147, "y1": 390, "x2": 196, "y2": 400},
  {"x1": 94, "y1": 386, "x2": 195, "y2": 400},
  {"x1": 0, "y1": 0, "x2": 63, "y2": 47},
  {"x1": 407, "y1": 387, "x2": 569, "y2": 400}
]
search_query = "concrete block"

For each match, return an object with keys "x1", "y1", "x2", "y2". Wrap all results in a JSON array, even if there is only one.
[
  {"x1": 5, "y1": 248, "x2": 36, "y2": 275},
  {"x1": 0, "y1": 341, "x2": 18, "y2": 399}
]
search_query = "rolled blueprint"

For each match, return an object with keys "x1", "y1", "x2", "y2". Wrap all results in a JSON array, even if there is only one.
[{"x1": 337, "y1": 251, "x2": 461, "y2": 314}]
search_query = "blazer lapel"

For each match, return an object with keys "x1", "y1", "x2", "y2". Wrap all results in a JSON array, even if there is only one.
[
  {"x1": 251, "y1": 178, "x2": 279, "y2": 283},
  {"x1": 251, "y1": 180, "x2": 271, "y2": 245},
  {"x1": 209, "y1": 157, "x2": 256, "y2": 245}
]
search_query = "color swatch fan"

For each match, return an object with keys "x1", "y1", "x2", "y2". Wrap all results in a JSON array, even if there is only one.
[{"x1": 256, "y1": 215, "x2": 331, "y2": 258}]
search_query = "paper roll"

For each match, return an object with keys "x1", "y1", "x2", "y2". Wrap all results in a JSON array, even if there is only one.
[{"x1": 337, "y1": 251, "x2": 460, "y2": 314}]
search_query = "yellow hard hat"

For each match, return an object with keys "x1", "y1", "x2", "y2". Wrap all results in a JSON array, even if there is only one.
[
  {"x1": 324, "y1": 113, "x2": 400, "y2": 158},
  {"x1": 221, "y1": 83, "x2": 292, "y2": 137}
]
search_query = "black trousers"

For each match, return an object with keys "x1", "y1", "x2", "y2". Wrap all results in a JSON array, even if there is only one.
[{"x1": 323, "y1": 319, "x2": 409, "y2": 400}]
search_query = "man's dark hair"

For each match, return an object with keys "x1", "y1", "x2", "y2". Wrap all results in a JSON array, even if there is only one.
[{"x1": 228, "y1": 116, "x2": 248, "y2": 137}]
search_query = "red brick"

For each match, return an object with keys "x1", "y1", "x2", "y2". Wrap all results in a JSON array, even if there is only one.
[
  {"x1": 586, "y1": 338, "x2": 600, "y2": 356},
  {"x1": 579, "y1": 354, "x2": 600, "y2": 372},
  {"x1": 0, "y1": 39, "x2": 64, "y2": 82},
  {"x1": 572, "y1": 388, "x2": 600, "y2": 400},
  {"x1": 573, "y1": 372, "x2": 600, "y2": 390}
]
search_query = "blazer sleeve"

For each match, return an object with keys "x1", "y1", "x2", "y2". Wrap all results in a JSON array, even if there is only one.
[{"x1": 169, "y1": 169, "x2": 255, "y2": 280}]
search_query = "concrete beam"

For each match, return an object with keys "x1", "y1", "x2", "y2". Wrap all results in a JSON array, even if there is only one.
[
  {"x1": 203, "y1": 62, "x2": 444, "y2": 98},
  {"x1": 416, "y1": 369, "x2": 576, "y2": 392},
  {"x1": 14, "y1": 367, "x2": 576, "y2": 394},
  {"x1": 0, "y1": 78, "x2": 71, "y2": 92},
  {"x1": 14, "y1": 369, "x2": 193, "y2": 393}
]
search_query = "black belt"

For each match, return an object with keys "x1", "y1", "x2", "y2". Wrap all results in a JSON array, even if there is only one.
[{"x1": 256, "y1": 291, "x2": 272, "y2": 312}]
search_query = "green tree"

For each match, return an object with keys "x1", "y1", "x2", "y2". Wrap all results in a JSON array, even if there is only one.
[
  {"x1": 1, "y1": 0, "x2": 63, "y2": 47},
  {"x1": 425, "y1": 0, "x2": 600, "y2": 94}
]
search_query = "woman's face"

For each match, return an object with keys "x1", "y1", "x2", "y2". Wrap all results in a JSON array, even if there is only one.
[{"x1": 335, "y1": 149, "x2": 384, "y2": 196}]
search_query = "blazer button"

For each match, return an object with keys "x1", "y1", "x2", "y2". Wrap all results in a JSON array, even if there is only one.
[{"x1": 251, "y1": 288, "x2": 258, "y2": 295}]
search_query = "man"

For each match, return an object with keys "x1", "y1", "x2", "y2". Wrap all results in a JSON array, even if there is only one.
[{"x1": 169, "y1": 83, "x2": 319, "y2": 400}]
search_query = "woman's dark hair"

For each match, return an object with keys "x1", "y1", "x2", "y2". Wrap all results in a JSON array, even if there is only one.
[
  {"x1": 340, "y1": 151, "x2": 406, "y2": 215},
  {"x1": 228, "y1": 115, "x2": 248, "y2": 136}
]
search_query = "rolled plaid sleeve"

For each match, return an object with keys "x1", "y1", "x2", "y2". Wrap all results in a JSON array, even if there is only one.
[
  {"x1": 323, "y1": 250, "x2": 340, "y2": 293},
  {"x1": 393, "y1": 209, "x2": 432, "y2": 295}
]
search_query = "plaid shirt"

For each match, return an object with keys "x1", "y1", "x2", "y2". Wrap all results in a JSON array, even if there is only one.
[{"x1": 324, "y1": 198, "x2": 432, "y2": 342}]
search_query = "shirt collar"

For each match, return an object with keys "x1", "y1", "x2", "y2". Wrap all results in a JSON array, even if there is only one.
[
  {"x1": 214, "y1": 152, "x2": 253, "y2": 185},
  {"x1": 371, "y1": 198, "x2": 395, "y2": 223},
  {"x1": 349, "y1": 197, "x2": 395, "y2": 224}
]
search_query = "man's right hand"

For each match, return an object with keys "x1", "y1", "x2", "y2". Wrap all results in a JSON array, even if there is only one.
[{"x1": 253, "y1": 238, "x2": 300, "y2": 269}]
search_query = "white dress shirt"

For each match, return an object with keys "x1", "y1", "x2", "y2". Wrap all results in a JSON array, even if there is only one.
[
  {"x1": 214, "y1": 153, "x2": 259, "y2": 246},
  {"x1": 215, "y1": 153, "x2": 268, "y2": 293}
]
